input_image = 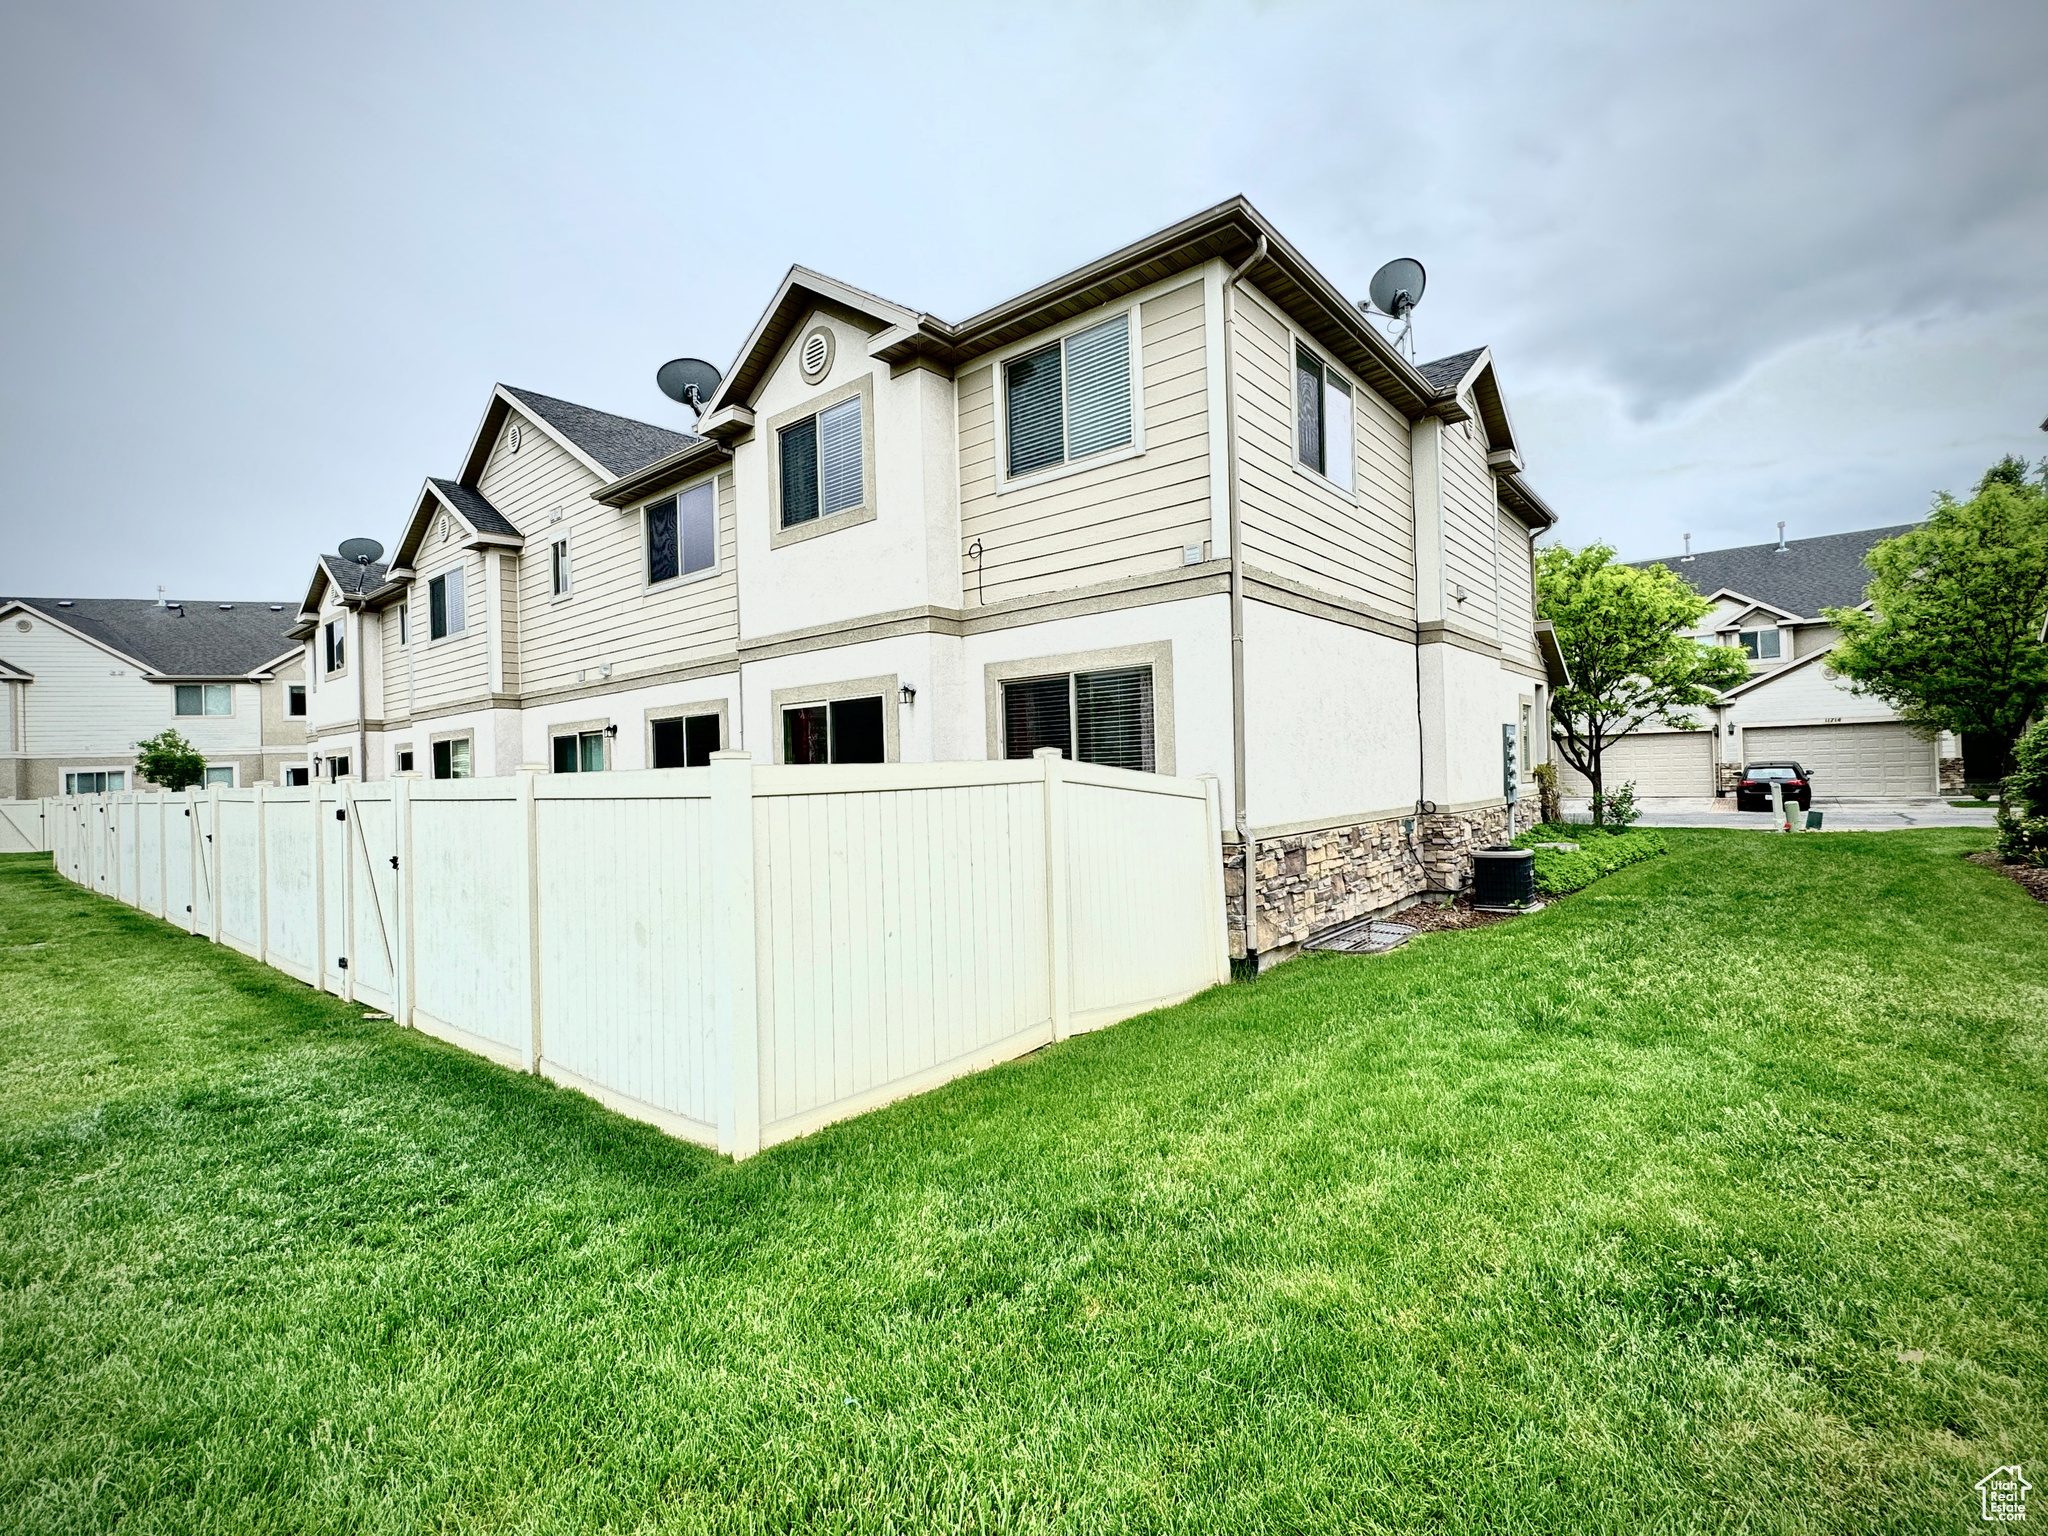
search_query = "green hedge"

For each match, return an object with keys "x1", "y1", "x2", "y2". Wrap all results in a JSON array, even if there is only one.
[{"x1": 1512, "y1": 823, "x2": 1669, "y2": 895}]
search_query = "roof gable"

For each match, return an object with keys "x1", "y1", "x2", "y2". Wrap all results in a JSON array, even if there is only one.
[
  {"x1": 709, "y1": 269, "x2": 923, "y2": 414},
  {"x1": 2, "y1": 595, "x2": 299, "y2": 678},
  {"x1": 456, "y1": 384, "x2": 695, "y2": 486},
  {"x1": 1638, "y1": 523, "x2": 1920, "y2": 619}
]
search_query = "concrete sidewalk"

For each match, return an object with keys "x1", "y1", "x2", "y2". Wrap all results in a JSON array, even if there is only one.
[{"x1": 1560, "y1": 797, "x2": 2000, "y2": 831}]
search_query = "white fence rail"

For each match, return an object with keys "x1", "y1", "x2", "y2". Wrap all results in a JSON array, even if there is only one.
[{"x1": 36, "y1": 751, "x2": 1228, "y2": 1155}]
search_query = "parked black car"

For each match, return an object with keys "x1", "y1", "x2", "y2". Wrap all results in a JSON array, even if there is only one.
[{"x1": 1736, "y1": 762, "x2": 1813, "y2": 811}]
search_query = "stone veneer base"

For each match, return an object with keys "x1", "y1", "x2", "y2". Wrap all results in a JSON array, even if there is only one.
[{"x1": 1224, "y1": 799, "x2": 1541, "y2": 960}]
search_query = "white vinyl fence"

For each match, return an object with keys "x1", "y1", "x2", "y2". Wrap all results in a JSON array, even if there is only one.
[
  {"x1": 0, "y1": 800, "x2": 44, "y2": 854},
  {"x1": 38, "y1": 751, "x2": 1229, "y2": 1155}
]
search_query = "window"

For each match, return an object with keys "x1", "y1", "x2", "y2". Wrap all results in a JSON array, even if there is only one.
[
  {"x1": 285, "y1": 767, "x2": 310, "y2": 787},
  {"x1": 1738, "y1": 628, "x2": 1781, "y2": 660},
  {"x1": 203, "y1": 765, "x2": 235, "y2": 788},
  {"x1": 326, "y1": 755, "x2": 351, "y2": 780},
  {"x1": 428, "y1": 568, "x2": 466, "y2": 640},
  {"x1": 652, "y1": 713, "x2": 721, "y2": 769},
  {"x1": 397, "y1": 603, "x2": 409, "y2": 646},
  {"x1": 646, "y1": 482, "x2": 717, "y2": 581},
  {"x1": 551, "y1": 537, "x2": 571, "y2": 597},
  {"x1": 782, "y1": 696, "x2": 884, "y2": 764},
  {"x1": 1002, "y1": 666, "x2": 1154, "y2": 772},
  {"x1": 431, "y1": 739, "x2": 471, "y2": 779},
  {"x1": 324, "y1": 619, "x2": 345, "y2": 673},
  {"x1": 1004, "y1": 312, "x2": 1133, "y2": 478},
  {"x1": 288, "y1": 684, "x2": 306, "y2": 717},
  {"x1": 64, "y1": 771, "x2": 125, "y2": 794},
  {"x1": 1294, "y1": 345, "x2": 1354, "y2": 491},
  {"x1": 175, "y1": 683, "x2": 232, "y2": 716},
  {"x1": 777, "y1": 397, "x2": 864, "y2": 528},
  {"x1": 552, "y1": 731, "x2": 606, "y2": 773}
]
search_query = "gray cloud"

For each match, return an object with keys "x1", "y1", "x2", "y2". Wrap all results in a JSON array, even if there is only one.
[{"x1": 2, "y1": 0, "x2": 2042, "y2": 594}]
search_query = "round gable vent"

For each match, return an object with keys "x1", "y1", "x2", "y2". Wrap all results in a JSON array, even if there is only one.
[
  {"x1": 508, "y1": 422, "x2": 523, "y2": 453},
  {"x1": 14, "y1": 619, "x2": 29, "y2": 633},
  {"x1": 799, "y1": 325, "x2": 834, "y2": 383}
]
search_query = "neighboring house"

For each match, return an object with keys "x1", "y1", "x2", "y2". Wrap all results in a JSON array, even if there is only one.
[
  {"x1": 285, "y1": 197, "x2": 1566, "y2": 961},
  {"x1": 1557, "y1": 523, "x2": 1958, "y2": 799},
  {"x1": 0, "y1": 596, "x2": 304, "y2": 798}
]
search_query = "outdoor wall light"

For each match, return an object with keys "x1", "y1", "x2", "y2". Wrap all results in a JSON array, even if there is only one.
[
  {"x1": 899, "y1": 683, "x2": 917, "y2": 706},
  {"x1": 604, "y1": 723, "x2": 618, "y2": 737}
]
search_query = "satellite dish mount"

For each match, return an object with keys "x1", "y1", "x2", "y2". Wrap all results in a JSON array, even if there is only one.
[
  {"x1": 657, "y1": 358, "x2": 724, "y2": 423},
  {"x1": 1359, "y1": 258, "x2": 1427, "y2": 360}
]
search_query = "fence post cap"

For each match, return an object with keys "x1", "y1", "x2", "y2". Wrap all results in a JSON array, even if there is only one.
[
  {"x1": 1032, "y1": 747, "x2": 1063, "y2": 760},
  {"x1": 515, "y1": 763, "x2": 547, "y2": 775},
  {"x1": 709, "y1": 750, "x2": 752, "y2": 763}
]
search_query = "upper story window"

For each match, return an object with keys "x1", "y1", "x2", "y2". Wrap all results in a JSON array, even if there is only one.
[
  {"x1": 1294, "y1": 345, "x2": 1354, "y2": 492},
  {"x1": 550, "y1": 537, "x2": 572, "y2": 597},
  {"x1": 646, "y1": 482, "x2": 716, "y2": 582},
  {"x1": 323, "y1": 619, "x2": 345, "y2": 673},
  {"x1": 1005, "y1": 313, "x2": 1132, "y2": 478},
  {"x1": 779, "y1": 398, "x2": 863, "y2": 528},
  {"x1": 1738, "y1": 628, "x2": 1782, "y2": 660},
  {"x1": 175, "y1": 683, "x2": 232, "y2": 716},
  {"x1": 397, "y1": 602, "x2": 409, "y2": 646},
  {"x1": 288, "y1": 685, "x2": 306, "y2": 717},
  {"x1": 428, "y1": 566, "x2": 466, "y2": 640},
  {"x1": 1002, "y1": 666, "x2": 1155, "y2": 772}
]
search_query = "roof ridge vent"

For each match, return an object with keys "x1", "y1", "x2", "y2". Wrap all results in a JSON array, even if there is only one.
[
  {"x1": 1679, "y1": 533, "x2": 1694, "y2": 562},
  {"x1": 1775, "y1": 521, "x2": 1789, "y2": 552}
]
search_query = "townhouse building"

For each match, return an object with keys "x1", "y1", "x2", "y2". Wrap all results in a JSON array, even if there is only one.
[
  {"x1": 1560, "y1": 524, "x2": 1960, "y2": 799},
  {"x1": 0, "y1": 595, "x2": 304, "y2": 799},
  {"x1": 291, "y1": 199, "x2": 1565, "y2": 964}
]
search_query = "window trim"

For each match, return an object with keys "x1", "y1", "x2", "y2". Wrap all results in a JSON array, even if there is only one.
[
  {"x1": 174, "y1": 682, "x2": 236, "y2": 718},
  {"x1": 636, "y1": 471, "x2": 724, "y2": 589},
  {"x1": 61, "y1": 766, "x2": 128, "y2": 795},
  {"x1": 428, "y1": 730, "x2": 473, "y2": 780},
  {"x1": 426, "y1": 562, "x2": 468, "y2": 644},
  {"x1": 323, "y1": 617, "x2": 347, "y2": 678},
  {"x1": 202, "y1": 763, "x2": 238, "y2": 789},
  {"x1": 1289, "y1": 333, "x2": 1361, "y2": 502},
  {"x1": 982, "y1": 641, "x2": 1175, "y2": 774},
  {"x1": 1737, "y1": 627, "x2": 1782, "y2": 661},
  {"x1": 288, "y1": 683, "x2": 307, "y2": 718},
  {"x1": 990, "y1": 300, "x2": 1146, "y2": 495},
  {"x1": 546, "y1": 715, "x2": 612, "y2": 773},
  {"x1": 645, "y1": 698, "x2": 731, "y2": 769},
  {"x1": 767, "y1": 375, "x2": 878, "y2": 549},
  {"x1": 768, "y1": 673, "x2": 900, "y2": 763},
  {"x1": 550, "y1": 535, "x2": 573, "y2": 602}
]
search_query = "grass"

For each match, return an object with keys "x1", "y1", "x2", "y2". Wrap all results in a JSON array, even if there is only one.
[{"x1": 2, "y1": 831, "x2": 2044, "y2": 1534}]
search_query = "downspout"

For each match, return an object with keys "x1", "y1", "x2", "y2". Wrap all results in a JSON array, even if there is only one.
[
  {"x1": 353, "y1": 598, "x2": 368, "y2": 782},
  {"x1": 1221, "y1": 235, "x2": 1266, "y2": 971}
]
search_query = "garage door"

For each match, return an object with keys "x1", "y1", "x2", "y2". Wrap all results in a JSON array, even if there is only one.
[
  {"x1": 1558, "y1": 731, "x2": 1715, "y2": 797},
  {"x1": 1743, "y1": 723, "x2": 1935, "y2": 799}
]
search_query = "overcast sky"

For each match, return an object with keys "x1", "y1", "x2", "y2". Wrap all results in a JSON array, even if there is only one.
[{"x1": 3, "y1": 0, "x2": 2043, "y2": 599}]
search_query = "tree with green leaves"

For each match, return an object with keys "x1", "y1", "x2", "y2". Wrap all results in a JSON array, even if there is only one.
[
  {"x1": 1824, "y1": 456, "x2": 2048, "y2": 778},
  {"x1": 133, "y1": 729, "x2": 208, "y2": 791},
  {"x1": 1536, "y1": 543, "x2": 1750, "y2": 822}
]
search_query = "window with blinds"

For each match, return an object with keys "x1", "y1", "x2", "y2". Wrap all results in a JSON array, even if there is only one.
[
  {"x1": 550, "y1": 537, "x2": 570, "y2": 597},
  {"x1": 778, "y1": 396, "x2": 863, "y2": 528},
  {"x1": 1004, "y1": 312, "x2": 1133, "y2": 478},
  {"x1": 646, "y1": 481, "x2": 717, "y2": 583},
  {"x1": 1002, "y1": 666, "x2": 1154, "y2": 772},
  {"x1": 428, "y1": 568, "x2": 465, "y2": 640},
  {"x1": 1294, "y1": 344, "x2": 1354, "y2": 491}
]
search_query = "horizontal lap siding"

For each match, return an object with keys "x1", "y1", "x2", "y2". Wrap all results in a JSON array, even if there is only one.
[
  {"x1": 408, "y1": 552, "x2": 487, "y2": 710},
  {"x1": 1496, "y1": 512, "x2": 1539, "y2": 668},
  {"x1": 959, "y1": 282, "x2": 1211, "y2": 605},
  {"x1": 483, "y1": 425, "x2": 738, "y2": 694},
  {"x1": 1234, "y1": 290, "x2": 1417, "y2": 616},
  {"x1": 1438, "y1": 413, "x2": 1500, "y2": 635}
]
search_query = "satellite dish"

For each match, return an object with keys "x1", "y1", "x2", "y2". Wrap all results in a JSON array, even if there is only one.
[
  {"x1": 337, "y1": 538, "x2": 384, "y2": 566},
  {"x1": 657, "y1": 357, "x2": 723, "y2": 417},
  {"x1": 1368, "y1": 258, "x2": 1426, "y2": 318}
]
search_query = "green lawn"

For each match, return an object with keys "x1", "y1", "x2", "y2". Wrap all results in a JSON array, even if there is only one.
[{"x1": 2, "y1": 831, "x2": 2043, "y2": 1534}]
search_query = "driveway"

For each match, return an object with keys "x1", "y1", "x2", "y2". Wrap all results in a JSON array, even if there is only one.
[{"x1": 1560, "y1": 797, "x2": 2000, "y2": 831}]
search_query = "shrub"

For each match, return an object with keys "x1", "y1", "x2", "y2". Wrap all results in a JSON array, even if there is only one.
[
  {"x1": 1532, "y1": 760, "x2": 1562, "y2": 824},
  {"x1": 1592, "y1": 778, "x2": 1642, "y2": 829},
  {"x1": 1996, "y1": 719, "x2": 2048, "y2": 866},
  {"x1": 1515, "y1": 825, "x2": 1668, "y2": 895},
  {"x1": 134, "y1": 729, "x2": 208, "y2": 792}
]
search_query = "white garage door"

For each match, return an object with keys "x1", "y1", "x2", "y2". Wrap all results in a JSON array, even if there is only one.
[
  {"x1": 1558, "y1": 731, "x2": 1715, "y2": 797},
  {"x1": 1744, "y1": 723, "x2": 1935, "y2": 799}
]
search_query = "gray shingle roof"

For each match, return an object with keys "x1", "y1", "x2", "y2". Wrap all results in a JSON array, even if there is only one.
[
  {"x1": 1416, "y1": 347, "x2": 1486, "y2": 394},
  {"x1": 503, "y1": 387, "x2": 697, "y2": 478},
  {"x1": 319, "y1": 554, "x2": 391, "y2": 598},
  {"x1": 4, "y1": 596, "x2": 299, "y2": 676},
  {"x1": 1635, "y1": 523, "x2": 1923, "y2": 620},
  {"x1": 428, "y1": 478, "x2": 519, "y2": 537}
]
